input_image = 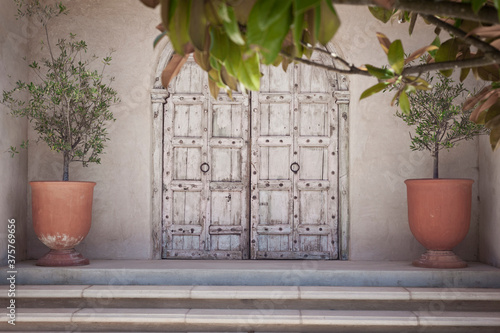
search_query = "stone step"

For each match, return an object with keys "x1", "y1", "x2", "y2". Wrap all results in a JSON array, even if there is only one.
[
  {"x1": 5, "y1": 285, "x2": 500, "y2": 311},
  {"x1": 2, "y1": 308, "x2": 500, "y2": 332},
  {"x1": 5, "y1": 260, "x2": 500, "y2": 288}
]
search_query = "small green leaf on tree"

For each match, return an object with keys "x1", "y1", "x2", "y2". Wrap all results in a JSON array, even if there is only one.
[
  {"x1": 388, "y1": 39, "x2": 405, "y2": 74},
  {"x1": 317, "y1": 1, "x2": 340, "y2": 45},
  {"x1": 365, "y1": 64, "x2": 395, "y2": 80},
  {"x1": 435, "y1": 38, "x2": 459, "y2": 77},
  {"x1": 368, "y1": 6, "x2": 394, "y2": 23},
  {"x1": 360, "y1": 82, "x2": 389, "y2": 100},
  {"x1": 399, "y1": 90, "x2": 410, "y2": 114}
]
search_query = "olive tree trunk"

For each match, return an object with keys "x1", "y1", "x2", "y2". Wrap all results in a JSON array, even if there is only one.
[{"x1": 63, "y1": 153, "x2": 70, "y2": 181}]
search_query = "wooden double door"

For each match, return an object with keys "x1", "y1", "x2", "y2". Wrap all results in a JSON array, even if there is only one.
[{"x1": 162, "y1": 56, "x2": 339, "y2": 259}]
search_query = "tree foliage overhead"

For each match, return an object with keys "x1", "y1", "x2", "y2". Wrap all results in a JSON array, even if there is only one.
[{"x1": 140, "y1": 0, "x2": 500, "y2": 151}]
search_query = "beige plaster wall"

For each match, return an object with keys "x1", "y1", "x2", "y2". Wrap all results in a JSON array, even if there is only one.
[
  {"x1": 0, "y1": 1, "x2": 29, "y2": 264},
  {"x1": 479, "y1": 137, "x2": 500, "y2": 267},
  {"x1": 22, "y1": 2, "x2": 482, "y2": 261},
  {"x1": 26, "y1": 0, "x2": 160, "y2": 260}
]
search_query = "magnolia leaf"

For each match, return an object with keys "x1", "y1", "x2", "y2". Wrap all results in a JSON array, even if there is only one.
[
  {"x1": 153, "y1": 31, "x2": 168, "y2": 48},
  {"x1": 224, "y1": 41, "x2": 242, "y2": 78},
  {"x1": 476, "y1": 64, "x2": 500, "y2": 81},
  {"x1": 294, "y1": 0, "x2": 321, "y2": 14},
  {"x1": 188, "y1": 0, "x2": 207, "y2": 51},
  {"x1": 458, "y1": 47, "x2": 472, "y2": 81},
  {"x1": 465, "y1": 25, "x2": 500, "y2": 39},
  {"x1": 494, "y1": 0, "x2": 500, "y2": 24},
  {"x1": 428, "y1": 35, "x2": 441, "y2": 58},
  {"x1": 232, "y1": 0, "x2": 257, "y2": 25},
  {"x1": 365, "y1": 64, "x2": 394, "y2": 80},
  {"x1": 405, "y1": 76, "x2": 432, "y2": 90},
  {"x1": 140, "y1": 0, "x2": 160, "y2": 9},
  {"x1": 471, "y1": 92, "x2": 499, "y2": 122},
  {"x1": 369, "y1": 6, "x2": 394, "y2": 23},
  {"x1": 405, "y1": 45, "x2": 438, "y2": 64},
  {"x1": 208, "y1": 74, "x2": 220, "y2": 99},
  {"x1": 237, "y1": 51, "x2": 260, "y2": 91},
  {"x1": 303, "y1": 9, "x2": 316, "y2": 58},
  {"x1": 210, "y1": 27, "x2": 229, "y2": 62},
  {"x1": 491, "y1": 39, "x2": 500, "y2": 51},
  {"x1": 376, "y1": 32, "x2": 391, "y2": 55},
  {"x1": 360, "y1": 82, "x2": 389, "y2": 100},
  {"x1": 399, "y1": 90, "x2": 410, "y2": 114},
  {"x1": 156, "y1": 23, "x2": 165, "y2": 32},
  {"x1": 388, "y1": 39, "x2": 404, "y2": 74},
  {"x1": 220, "y1": 66, "x2": 238, "y2": 91},
  {"x1": 160, "y1": 0, "x2": 172, "y2": 30},
  {"x1": 221, "y1": 4, "x2": 245, "y2": 45},
  {"x1": 472, "y1": 0, "x2": 488, "y2": 13},
  {"x1": 373, "y1": 0, "x2": 395, "y2": 10},
  {"x1": 292, "y1": 10, "x2": 305, "y2": 55},
  {"x1": 464, "y1": 86, "x2": 492, "y2": 111},
  {"x1": 161, "y1": 52, "x2": 188, "y2": 89},
  {"x1": 168, "y1": 0, "x2": 191, "y2": 55},
  {"x1": 490, "y1": 128, "x2": 500, "y2": 150},
  {"x1": 247, "y1": 1, "x2": 293, "y2": 64},
  {"x1": 317, "y1": 1, "x2": 340, "y2": 45},
  {"x1": 408, "y1": 12, "x2": 417, "y2": 35},
  {"x1": 314, "y1": 2, "x2": 321, "y2": 42},
  {"x1": 485, "y1": 102, "x2": 500, "y2": 128},
  {"x1": 486, "y1": 113, "x2": 500, "y2": 131},
  {"x1": 435, "y1": 38, "x2": 459, "y2": 77},
  {"x1": 194, "y1": 49, "x2": 211, "y2": 71},
  {"x1": 248, "y1": 0, "x2": 293, "y2": 31},
  {"x1": 476, "y1": 108, "x2": 489, "y2": 124},
  {"x1": 209, "y1": 54, "x2": 221, "y2": 71},
  {"x1": 282, "y1": 56, "x2": 292, "y2": 71}
]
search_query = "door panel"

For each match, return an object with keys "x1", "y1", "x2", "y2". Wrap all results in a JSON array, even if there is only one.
[
  {"x1": 163, "y1": 57, "x2": 249, "y2": 259},
  {"x1": 250, "y1": 57, "x2": 338, "y2": 259}
]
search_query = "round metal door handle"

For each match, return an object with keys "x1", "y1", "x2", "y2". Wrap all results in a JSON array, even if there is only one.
[
  {"x1": 290, "y1": 162, "x2": 300, "y2": 174},
  {"x1": 200, "y1": 162, "x2": 210, "y2": 173}
]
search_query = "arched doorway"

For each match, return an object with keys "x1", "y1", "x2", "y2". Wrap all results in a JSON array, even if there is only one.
[{"x1": 151, "y1": 44, "x2": 350, "y2": 260}]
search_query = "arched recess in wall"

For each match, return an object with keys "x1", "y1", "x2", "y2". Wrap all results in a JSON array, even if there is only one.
[{"x1": 151, "y1": 41, "x2": 350, "y2": 260}]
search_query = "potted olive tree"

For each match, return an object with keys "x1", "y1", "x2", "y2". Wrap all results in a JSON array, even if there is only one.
[
  {"x1": 397, "y1": 74, "x2": 487, "y2": 268},
  {"x1": 1, "y1": 0, "x2": 119, "y2": 266}
]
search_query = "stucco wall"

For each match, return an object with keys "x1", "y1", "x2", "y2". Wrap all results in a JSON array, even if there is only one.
[
  {"x1": 0, "y1": 1, "x2": 29, "y2": 264},
  {"x1": 21, "y1": 1, "x2": 483, "y2": 261},
  {"x1": 479, "y1": 136, "x2": 500, "y2": 267}
]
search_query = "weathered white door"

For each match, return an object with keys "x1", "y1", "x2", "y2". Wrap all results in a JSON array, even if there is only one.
[
  {"x1": 250, "y1": 57, "x2": 338, "y2": 259},
  {"x1": 163, "y1": 57, "x2": 250, "y2": 259},
  {"x1": 162, "y1": 54, "x2": 338, "y2": 259}
]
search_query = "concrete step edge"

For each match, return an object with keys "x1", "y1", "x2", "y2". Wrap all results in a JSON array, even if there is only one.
[
  {"x1": 4, "y1": 285, "x2": 500, "y2": 302},
  {"x1": 3, "y1": 308, "x2": 500, "y2": 327}
]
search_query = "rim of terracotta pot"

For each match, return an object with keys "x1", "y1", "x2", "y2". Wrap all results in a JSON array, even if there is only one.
[
  {"x1": 30, "y1": 181, "x2": 96, "y2": 184},
  {"x1": 405, "y1": 178, "x2": 474, "y2": 185},
  {"x1": 30, "y1": 181, "x2": 97, "y2": 188}
]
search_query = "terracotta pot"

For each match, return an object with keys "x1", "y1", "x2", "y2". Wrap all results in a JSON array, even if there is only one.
[
  {"x1": 30, "y1": 181, "x2": 96, "y2": 266},
  {"x1": 405, "y1": 179, "x2": 473, "y2": 268}
]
